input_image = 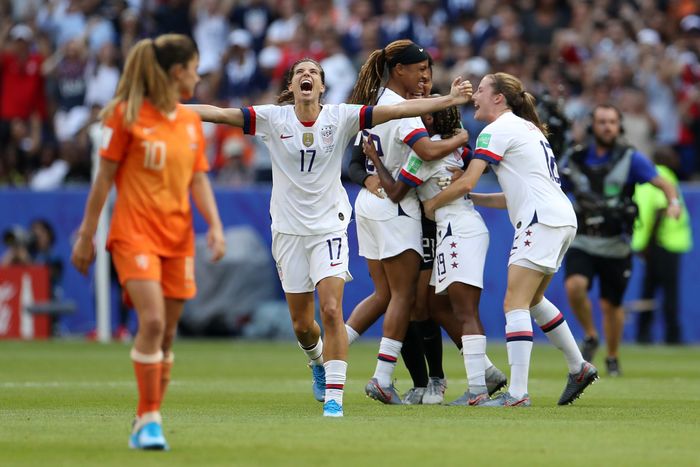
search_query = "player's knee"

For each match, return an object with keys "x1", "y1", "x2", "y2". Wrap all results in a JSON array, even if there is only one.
[
  {"x1": 373, "y1": 289, "x2": 391, "y2": 308},
  {"x1": 290, "y1": 317, "x2": 314, "y2": 335},
  {"x1": 139, "y1": 314, "x2": 165, "y2": 339},
  {"x1": 319, "y1": 301, "x2": 342, "y2": 321},
  {"x1": 565, "y1": 275, "x2": 588, "y2": 299}
]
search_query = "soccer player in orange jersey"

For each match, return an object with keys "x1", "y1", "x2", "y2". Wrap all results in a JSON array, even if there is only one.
[{"x1": 71, "y1": 34, "x2": 225, "y2": 450}]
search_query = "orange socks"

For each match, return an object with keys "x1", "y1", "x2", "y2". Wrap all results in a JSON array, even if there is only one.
[{"x1": 130, "y1": 348, "x2": 163, "y2": 417}]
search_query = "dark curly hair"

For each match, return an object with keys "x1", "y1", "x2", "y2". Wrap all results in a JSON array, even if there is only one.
[{"x1": 431, "y1": 104, "x2": 462, "y2": 138}]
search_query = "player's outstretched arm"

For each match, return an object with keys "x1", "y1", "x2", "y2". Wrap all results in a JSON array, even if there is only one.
[
  {"x1": 370, "y1": 77, "x2": 472, "y2": 127},
  {"x1": 423, "y1": 158, "x2": 488, "y2": 219},
  {"x1": 470, "y1": 192, "x2": 507, "y2": 209},
  {"x1": 71, "y1": 159, "x2": 119, "y2": 275},
  {"x1": 187, "y1": 104, "x2": 245, "y2": 127}
]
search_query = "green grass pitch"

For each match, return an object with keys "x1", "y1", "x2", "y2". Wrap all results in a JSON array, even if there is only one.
[{"x1": 0, "y1": 340, "x2": 698, "y2": 466}]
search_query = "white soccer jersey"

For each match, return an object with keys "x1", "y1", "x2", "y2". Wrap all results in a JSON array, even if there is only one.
[
  {"x1": 354, "y1": 88, "x2": 427, "y2": 221},
  {"x1": 399, "y1": 135, "x2": 488, "y2": 239},
  {"x1": 473, "y1": 112, "x2": 577, "y2": 235},
  {"x1": 241, "y1": 103, "x2": 373, "y2": 235}
]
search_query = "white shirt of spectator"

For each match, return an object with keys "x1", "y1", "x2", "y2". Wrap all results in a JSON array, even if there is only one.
[
  {"x1": 354, "y1": 88, "x2": 427, "y2": 221},
  {"x1": 241, "y1": 103, "x2": 373, "y2": 235},
  {"x1": 473, "y1": 112, "x2": 577, "y2": 235},
  {"x1": 399, "y1": 135, "x2": 488, "y2": 239}
]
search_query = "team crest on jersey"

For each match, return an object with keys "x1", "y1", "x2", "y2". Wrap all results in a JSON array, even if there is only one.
[
  {"x1": 134, "y1": 254, "x2": 149, "y2": 270},
  {"x1": 321, "y1": 125, "x2": 335, "y2": 146},
  {"x1": 303, "y1": 132, "x2": 314, "y2": 147}
]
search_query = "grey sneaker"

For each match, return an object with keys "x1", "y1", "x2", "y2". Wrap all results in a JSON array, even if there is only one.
[
  {"x1": 481, "y1": 391, "x2": 531, "y2": 407},
  {"x1": 447, "y1": 391, "x2": 491, "y2": 406},
  {"x1": 402, "y1": 387, "x2": 426, "y2": 405},
  {"x1": 422, "y1": 377, "x2": 447, "y2": 405},
  {"x1": 581, "y1": 336, "x2": 599, "y2": 363},
  {"x1": 485, "y1": 365, "x2": 508, "y2": 396},
  {"x1": 605, "y1": 357, "x2": 622, "y2": 377},
  {"x1": 558, "y1": 362, "x2": 598, "y2": 405},
  {"x1": 365, "y1": 378, "x2": 404, "y2": 405}
]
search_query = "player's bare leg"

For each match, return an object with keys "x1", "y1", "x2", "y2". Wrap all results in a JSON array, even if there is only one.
[
  {"x1": 345, "y1": 259, "x2": 390, "y2": 343},
  {"x1": 365, "y1": 250, "x2": 420, "y2": 404},
  {"x1": 316, "y1": 276, "x2": 348, "y2": 416}
]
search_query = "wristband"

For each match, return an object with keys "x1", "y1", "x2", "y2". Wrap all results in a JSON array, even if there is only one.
[{"x1": 670, "y1": 198, "x2": 680, "y2": 207}]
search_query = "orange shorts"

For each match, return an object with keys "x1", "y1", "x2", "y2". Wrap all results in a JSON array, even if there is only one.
[{"x1": 111, "y1": 247, "x2": 196, "y2": 300}]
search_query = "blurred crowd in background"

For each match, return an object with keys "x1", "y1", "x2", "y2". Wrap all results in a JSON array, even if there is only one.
[{"x1": 3, "y1": 0, "x2": 700, "y2": 188}]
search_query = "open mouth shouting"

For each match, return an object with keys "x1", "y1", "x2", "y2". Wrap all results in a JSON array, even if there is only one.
[{"x1": 300, "y1": 78, "x2": 313, "y2": 96}]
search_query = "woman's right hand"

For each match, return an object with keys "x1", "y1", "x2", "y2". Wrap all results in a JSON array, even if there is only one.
[
  {"x1": 71, "y1": 233, "x2": 96, "y2": 276},
  {"x1": 449, "y1": 77, "x2": 473, "y2": 104},
  {"x1": 438, "y1": 166, "x2": 464, "y2": 190}
]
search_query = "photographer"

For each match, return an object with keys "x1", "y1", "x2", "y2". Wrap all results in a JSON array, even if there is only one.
[{"x1": 560, "y1": 104, "x2": 681, "y2": 376}]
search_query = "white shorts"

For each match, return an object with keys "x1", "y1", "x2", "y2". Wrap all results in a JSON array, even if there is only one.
[
  {"x1": 271, "y1": 230, "x2": 352, "y2": 293},
  {"x1": 356, "y1": 214, "x2": 422, "y2": 260},
  {"x1": 431, "y1": 233, "x2": 489, "y2": 294},
  {"x1": 508, "y1": 224, "x2": 576, "y2": 275}
]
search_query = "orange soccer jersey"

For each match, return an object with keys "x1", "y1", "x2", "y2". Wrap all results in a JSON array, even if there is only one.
[{"x1": 100, "y1": 100, "x2": 209, "y2": 257}]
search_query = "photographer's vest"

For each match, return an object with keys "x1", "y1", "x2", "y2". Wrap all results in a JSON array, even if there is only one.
[{"x1": 562, "y1": 143, "x2": 637, "y2": 258}]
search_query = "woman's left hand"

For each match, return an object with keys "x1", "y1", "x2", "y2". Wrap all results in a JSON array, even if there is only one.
[{"x1": 207, "y1": 225, "x2": 226, "y2": 262}]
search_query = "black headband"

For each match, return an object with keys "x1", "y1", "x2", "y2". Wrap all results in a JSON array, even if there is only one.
[{"x1": 387, "y1": 43, "x2": 430, "y2": 68}]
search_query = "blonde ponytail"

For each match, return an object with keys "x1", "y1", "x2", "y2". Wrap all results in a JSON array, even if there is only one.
[{"x1": 100, "y1": 34, "x2": 198, "y2": 126}]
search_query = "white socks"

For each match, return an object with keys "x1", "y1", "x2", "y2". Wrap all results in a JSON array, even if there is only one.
[
  {"x1": 324, "y1": 360, "x2": 347, "y2": 406},
  {"x1": 345, "y1": 324, "x2": 360, "y2": 346},
  {"x1": 505, "y1": 309, "x2": 533, "y2": 399},
  {"x1": 462, "y1": 335, "x2": 487, "y2": 395},
  {"x1": 299, "y1": 337, "x2": 323, "y2": 366},
  {"x1": 530, "y1": 298, "x2": 585, "y2": 373},
  {"x1": 373, "y1": 337, "x2": 402, "y2": 387}
]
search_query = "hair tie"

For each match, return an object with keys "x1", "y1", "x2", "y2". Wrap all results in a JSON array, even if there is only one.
[{"x1": 520, "y1": 91, "x2": 526, "y2": 98}]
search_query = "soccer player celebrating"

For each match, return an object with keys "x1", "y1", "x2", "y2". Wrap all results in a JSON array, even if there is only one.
[
  {"x1": 71, "y1": 34, "x2": 226, "y2": 449},
  {"x1": 345, "y1": 40, "x2": 471, "y2": 404},
  {"x1": 188, "y1": 58, "x2": 474, "y2": 416},
  {"x1": 362, "y1": 103, "x2": 506, "y2": 406},
  {"x1": 424, "y1": 72, "x2": 598, "y2": 406}
]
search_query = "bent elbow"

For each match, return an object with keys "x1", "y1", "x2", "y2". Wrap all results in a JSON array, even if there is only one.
[{"x1": 460, "y1": 182, "x2": 474, "y2": 196}]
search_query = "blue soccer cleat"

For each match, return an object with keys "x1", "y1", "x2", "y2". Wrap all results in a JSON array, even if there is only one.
[
  {"x1": 310, "y1": 363, "x2": 326, "y2": 402},
  {"x1": 323, "y1": 399, "x2": 344, "y2": 417},
  {"x1": 129, "y1": 421, "x2": 169, "y2": 451}
]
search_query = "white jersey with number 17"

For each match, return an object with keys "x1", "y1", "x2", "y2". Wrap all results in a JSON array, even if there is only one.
[
  {"x1": 241, "y1": 103, "x2": 374, "y2": 235},
  {"x1": 473, "y1": 112, "x2": 577, "y2": 236}
]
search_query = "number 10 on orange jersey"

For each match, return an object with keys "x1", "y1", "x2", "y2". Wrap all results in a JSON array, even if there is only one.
[{"x1": 141, "y1": 141, "x2": 167, "y2": 170}]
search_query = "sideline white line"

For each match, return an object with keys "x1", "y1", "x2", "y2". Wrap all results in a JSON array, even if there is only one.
[{"x1": 0, "y1": 381, "x2": 135, "y2": 388}]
